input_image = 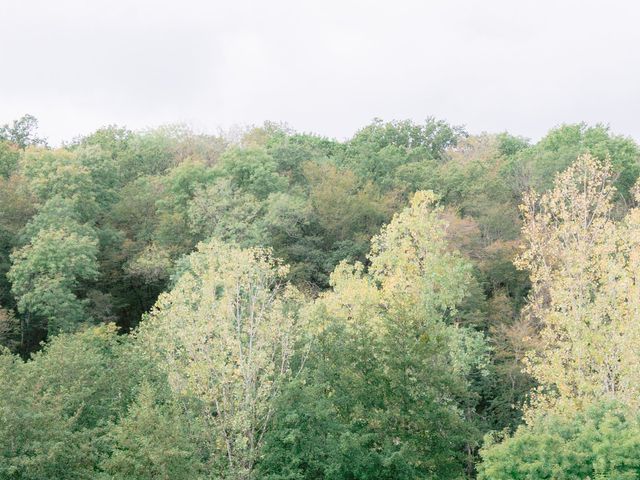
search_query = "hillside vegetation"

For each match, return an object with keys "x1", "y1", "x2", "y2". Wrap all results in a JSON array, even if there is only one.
[{"x1": 2, "y1": 115, "x2": 640, "y2": 478}]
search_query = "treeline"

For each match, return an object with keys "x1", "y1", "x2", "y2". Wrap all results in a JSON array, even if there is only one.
[{"x1": 1, "y1": 115, "x2": 640, "y2": 478}]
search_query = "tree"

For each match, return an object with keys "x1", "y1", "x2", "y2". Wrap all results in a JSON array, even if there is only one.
[
  {"x1": 153, "y1": 159, "x2": 217, "y2": 250},
  {"x1": 303, "y1": 161, "x2": 398, "y2": 283},
  {"x1": 0, "y1": 141, "x2": 20, "y2": 178},
  {"x1": 18, "y1": 196, "x2": 93, "y2": 243},
  {"x1": 511, "y1": 123, "x2": 640, "y2": 198},
  {"x1": 0, "y1": 114, "x2": 46, "y2": 149},
  {"x1": 0, "y1": 306, "x2": 20, "y2": 352},
  {"x1": 137, "y1": 240, "x2": 306, "y2": 479},
  {"x1": 124, "y1": 243, "x2": 174, "y2": 285},
  {"x1": 0, "y1": 173, "x2": 36, "y2": 308},
  {"x1": 259, "y1": 191, "x2": 323, "y2": 286},
  {"x1": 216, "y1": 147, "x2": 287, "y2": 199},
  {"x1": 478, "y1": 402, "x2": 640, "y2": 479},
  {"x1": 265, "y1": 130, "x2": 340, "y2": 184},
  {"x1": 517, "y1": 154, "x2": 640, "y2": 415},
  {"x1": 340, "y1": 118, "x2": 466, "y2": 191},
  {"x1": 21, "y1": 148, "x2": 100, "y2": 220},
  {"x1": 0, "y1": 325, "x2": 160, "y2": 479},
  {"x1": 8, "y1": 227, "x2": 99, "y2": 335},
  {"x1": 101, "y1": 383, "x2": 203, "y2": 480},
  {"x1": 188, "y1": 178, "x2": 265, "y2": 247},
  {"x1": 347, "y1": 118, "x2": 465, "y2": 160},
  {"x1": 259, "y1": 191, "x2": 488, "y2": 479}
]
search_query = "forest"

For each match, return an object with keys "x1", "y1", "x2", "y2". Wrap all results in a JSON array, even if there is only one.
[{"x1": 2, "y1": 114, "x2": 640, "y2": 479}]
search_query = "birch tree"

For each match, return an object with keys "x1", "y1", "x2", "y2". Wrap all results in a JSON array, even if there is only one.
[
  {"x1": 138, "y1": 240, "x2": 306, "y2": 479},
  {"x1": 517, "y1": 154, "x2": 640, "y2": 415}
]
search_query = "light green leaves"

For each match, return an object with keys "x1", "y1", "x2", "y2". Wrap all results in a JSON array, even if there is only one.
[{"x1": 8, "y1": 227, "x2": 99, "y2": 334}]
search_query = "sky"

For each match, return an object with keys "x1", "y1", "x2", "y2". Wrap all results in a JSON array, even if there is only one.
[{"x1": 1, "y1": 0, "x2": 639, "y2": 145}]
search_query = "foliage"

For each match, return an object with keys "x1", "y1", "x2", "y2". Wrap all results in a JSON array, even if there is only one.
[
  {"x1": 259, "y1": 191, "x2": 488, "y2": 479},
  {"x1": 217, "y1": 147, "x2": 288, "y2": 199},
  {"x1": 8, "y1": 227, "x2": 99, "y2": 334},
  {"x1": 138, "y1": 240, "x2": 307, "y2": 479},
  {"x1": 0, "y1": 141, "x2": 20, "y2": 178},
  {"x1": 341, "y1": 118, "x2": 466, "y2": 190},
  {"x1": 0, "y1": 114, "x2": 46, "y2": 149},
  {"x1": 509, "y1": 123, "x2": 640, "y2": 198},
  {"x1": 517, "y1": 154, "x2": 640, "y2": 414},
  {"x1": 1, "y1": 114, "x2": 639, "y2": 477},
  {"x1": 188, "y1": 178, "x2": 265, "y2": 247},
  {"x1": 100, "y1": 383, "x2": 204, "y2": 480},
  {"x1": 479, "y1": 402, "x2": 640, "y2": 479},
  {"x1": 0, "y1": 306, "x2": 20, "y2": 352},
  {"x1": 0, "y1": 325, "x2": 164, "y2": 479}
]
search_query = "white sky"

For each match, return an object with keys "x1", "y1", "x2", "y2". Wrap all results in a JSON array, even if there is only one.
[{"x1": 1, "y1": 0, "x2": 639, "y2": 145}]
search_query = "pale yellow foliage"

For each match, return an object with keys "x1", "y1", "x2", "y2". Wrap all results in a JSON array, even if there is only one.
[
  {"x1": 369, "y1": 190, "x2": 472, "y2": 316},
  {"x1": 317, "y1": 190, "x2": 488, "y2": 378},
  {"x1": 517, "y1": 154, "x2": 640, "y2": 418},
  {"x1": 137, "y1": 240, "x2": 305, "y2": 479}
]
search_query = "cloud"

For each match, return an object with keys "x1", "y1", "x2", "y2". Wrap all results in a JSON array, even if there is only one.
[{"x1": 1, "y1": 0, "x2": 639, "y2": 144}]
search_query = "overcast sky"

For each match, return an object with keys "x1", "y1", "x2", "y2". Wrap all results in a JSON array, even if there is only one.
[{"x1": 1, "y1": 0, "x2": 639, "y2": 145}]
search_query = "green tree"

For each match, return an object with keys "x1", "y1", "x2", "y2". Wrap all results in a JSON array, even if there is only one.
[
  {"x1": 0, "y1": 306, "x2": 20, "y2": 352},
  {"x1": 259, "y1": 191, "x2": 323, "y2": 285},
  {"x1": 217, "y1": 147, "x2": 287, "y2": 199},
  {"x1": 188, "y1": 178, "x2": 265, "y2": 247},
  {"x1": 303, "y1": 161, "x2": 398, "y2": 283},
  {"x1": 479, "y1": 402, "x2": 640, "y2": 479},
  {"x1": 21, "y1": 148, "x2": 99, "y2": 220},
  {"x1": 340, "y1": 118, "x2": 465, "y2": 190},
  {"x1": 100, "y1": 383, "x2": 203, "y2": 480},
  {"x1": 509, "y1": 123, "x2": 640, "y2": 198},
  {"x1": 0, "y1": 173, "x2": 36, "y2": 308},
  {"x1": 0, "y1": 141, "x2": 20, "y2": 178},
  {"x1": 0, "y1": 325, "x2": 161, "y2": 479},
  {"x1": 8, "y1": 227, "x2": 99, "y2": 335},
  {"x1": 260, "y1": 191, "x2": 488, "y2": 479},
  {"x1": 0, "y1": 114, "x2": 46, "y2": 149}
]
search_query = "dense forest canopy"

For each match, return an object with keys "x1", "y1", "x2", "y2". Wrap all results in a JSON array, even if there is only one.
[{"x1": 2, "y1": 115, "x2": 640, "y2": 478}]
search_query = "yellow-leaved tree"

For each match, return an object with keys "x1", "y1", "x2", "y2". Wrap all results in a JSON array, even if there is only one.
[
  {"x1": 517, "y1": 154, "x2": 640, "y2": 416},
  {"x1": 319, "y1": 190, "x2": 487, "y2": 378},
  {"x1": 137, "y1": 240, "x2": 306, "y2": 479},
  {"x1": 300, "y1": 191, "x2": 489, "y2": 478}
]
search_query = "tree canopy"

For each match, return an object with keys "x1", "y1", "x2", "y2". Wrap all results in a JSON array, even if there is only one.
[{"x1": 1, "y1": 116, "x2": 640, "y2": 478}]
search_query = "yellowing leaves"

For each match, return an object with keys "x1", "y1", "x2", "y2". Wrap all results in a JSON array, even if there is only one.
[
  {"x1": 518, "y1": 154, "x2": 640, "y2": 416},
  {"x1": 138, "y1": 240, "x2": 305, "y2": 477}
]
